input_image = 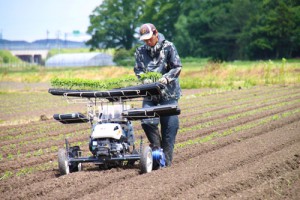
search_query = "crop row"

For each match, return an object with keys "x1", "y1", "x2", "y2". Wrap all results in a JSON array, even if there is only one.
[
  {"x1": 0, "y1": 86, "x2": 299, "y2": 180},
  {"x1": 0, "y1": 121, "x2": 56, "y2": 135},
  {"x1": 0, "y1": 123, "x2": 87, "y2": 143},
  {"x1": 181, "y1": 90, "x2": 300, "y2": 120},
  {"x1": 0, "y1": 129, "x2": 89, "y2": 156},
  {"x1": 178, "y1": 99, "x2": 299, "y2": 135},
  {"x1": 1, "y1": 107, "x2": 299, "y2": 178},
  {"x1": 1, "y1": 106, "x2": 299, "y2": 181},
  {"x1": 180, "y1": 86, "x2": 300, "y2": 111},
  {"x1": 122, "y1": 98, "x2": 300, "y2": 142},
  {"x1": 176, "y1": 108, "x2": 300, "y2": 149},
  {"x1": 0, "y1": 121, "x2": 63, "y2": 138},
  {"x1": 1, "y1": 91, "x2": 298, "y2": 160},
  {"x1": 0, "y1": 161, "x2": 57, "y2": 181},
  {"x1": 0, "y1": 93, "x2": 67, "y2": 112},
  {"x1": 180, "y1": 96, "x2": 300, "y2": 125}
]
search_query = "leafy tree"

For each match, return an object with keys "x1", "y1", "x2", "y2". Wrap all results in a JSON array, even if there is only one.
[
  {"x1": 138, "y1": 0, "x2": 183, "y2": 41},
  {"x1": 175, "y1": 0, "x2": 299, "y2": 60},
  {"x1": 86, "y1": 0, "x2": 143, "y2": 50},
  {"x1": 243, "y1": 0, "x2": 300, "y2": 59},
  {"x1": 86, "y1": 0, "x2": 300, "y2": 60},
  {"x1": 175, "y1": 0, "x2": 257, "y2": 60},
  {"x1": 290, "y1": 1, "x2": 300, "y2": 57},
  {"x1": 174, "y1": 15, "x2": 198, "y2": 57}
]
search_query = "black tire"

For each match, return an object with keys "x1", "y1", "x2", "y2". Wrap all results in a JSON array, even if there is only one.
[
  {"x1": 140, "y1": 146, "x2": 153, "y2": 173},
  {"x1": 58, "y1": 148, "x2": 70, "y2": 175},
  {"x1": 68, "y1": 146, "x2": 82, "y2": 172}
]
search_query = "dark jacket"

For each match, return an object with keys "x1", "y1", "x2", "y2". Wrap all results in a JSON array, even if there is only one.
[{"x1": 134, "y1": 33, "x2": 182, "y2": 100}]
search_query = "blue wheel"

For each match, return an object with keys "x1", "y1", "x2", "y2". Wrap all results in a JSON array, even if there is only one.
[{"x1": 152, "y1": 147, "x2": 166, "y2": 170}]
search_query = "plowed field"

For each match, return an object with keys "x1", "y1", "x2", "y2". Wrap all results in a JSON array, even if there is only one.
[{"x1": 0, "y1": 85, "x2": 300, "y2": 200}]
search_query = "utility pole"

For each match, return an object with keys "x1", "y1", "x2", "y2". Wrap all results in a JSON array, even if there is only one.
[
  {"x1": 46, "y1": 30, "x2": 49, "y2": 48},
  {"x1": 64, "y1": 32, "x2": 67, "y2": 48},
  {"x1": 57, "y1": 30, "x2": 61, "y2": 53}
]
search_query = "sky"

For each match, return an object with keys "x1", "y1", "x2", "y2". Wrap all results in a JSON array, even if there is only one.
[{"x1": 0, "y1": 0, "x2": 102, "y2": 42}]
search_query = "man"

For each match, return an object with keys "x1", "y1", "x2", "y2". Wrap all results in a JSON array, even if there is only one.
[{"x1": 134, "y1": 23, "x2": 182, "y2": 167}]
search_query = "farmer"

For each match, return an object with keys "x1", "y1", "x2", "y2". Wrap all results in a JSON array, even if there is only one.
[{"x1": 134, "y1": 23, "x2": 182, "y2": 167}]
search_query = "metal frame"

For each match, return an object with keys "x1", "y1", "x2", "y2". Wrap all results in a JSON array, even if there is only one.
[{"x1": 50, "y1": 83, "x2": 178, "y2": 171}]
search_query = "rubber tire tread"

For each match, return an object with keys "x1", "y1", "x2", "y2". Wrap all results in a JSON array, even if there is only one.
[
  {"x1": 58, "y1": 148, "x2": 69, "y2": 175},
  {"x1": 140, "y1": 146, "x2": 153, "y2": 174}
]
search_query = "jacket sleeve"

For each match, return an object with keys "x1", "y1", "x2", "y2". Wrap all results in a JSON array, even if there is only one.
[
  {"x1": 134, "y1": 48, "x2": 146, "y2": 79},
  {"x1": 163, "y1": 43, "x2": 182, "y2": 83}
]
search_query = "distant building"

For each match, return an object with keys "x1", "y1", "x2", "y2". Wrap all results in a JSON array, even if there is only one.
[
  {"x1": 0, "y1": 39, "x2": 87, "y2": 50},
  {"x1": 45, "y1": 52, "x2": 115, "y2": 67},
  {"x1": 10, "y1": 50, "x2": 49, "y2": 64}
]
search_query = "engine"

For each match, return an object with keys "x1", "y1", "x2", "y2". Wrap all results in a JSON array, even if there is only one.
[
  {"x1": 89, "y1": 138, "x2": 130, "y2": 157},
  {"x1": 89, "y1": 122, "x2": 134, "y2": 157}
]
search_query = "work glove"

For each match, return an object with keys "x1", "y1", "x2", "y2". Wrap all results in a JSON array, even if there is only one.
[
  {"x1": 143, "y1": 79, "x2": 153, "y2": 84},
  {"x1": 158, "y1": 77, "x2": 168, "y2": 84}
]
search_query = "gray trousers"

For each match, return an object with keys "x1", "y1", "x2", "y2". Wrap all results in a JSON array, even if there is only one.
[{"x1": 141, "y1": 98, "x2": 179, "y2": 166}]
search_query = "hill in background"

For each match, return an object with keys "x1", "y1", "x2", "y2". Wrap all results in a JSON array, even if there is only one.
[{"x1": 0, "y1": 39, "x2": 88, "y2": 50}]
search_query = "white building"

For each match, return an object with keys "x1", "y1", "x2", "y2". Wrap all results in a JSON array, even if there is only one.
[{"x1": 45, "y1": 52, "x2": 115, "y2": 67}]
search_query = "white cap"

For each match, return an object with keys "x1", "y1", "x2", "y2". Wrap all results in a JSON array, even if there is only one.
[{"x1": 139, "y1": 23, "x2": 156, "y2": 40}]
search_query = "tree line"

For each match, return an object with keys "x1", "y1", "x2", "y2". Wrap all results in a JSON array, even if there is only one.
[{"x1": 87, "y1": 0, "x2": 300, "y2": 61}]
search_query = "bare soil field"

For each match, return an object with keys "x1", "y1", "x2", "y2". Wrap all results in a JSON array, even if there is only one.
[{"x1": 0, "y1": 84, "x2": 300, "y2": 200}]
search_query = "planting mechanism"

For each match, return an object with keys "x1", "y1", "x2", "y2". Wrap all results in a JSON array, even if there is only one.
[{"x1": 48, "y1": 83, "x2": 180, "y2": 175}]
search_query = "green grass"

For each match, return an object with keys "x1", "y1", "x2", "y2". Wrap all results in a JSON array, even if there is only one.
[
  {"x1": 48, "y1": 48, "x2": 115, "y2": 57},
  {"x1": 0, "y1": 50, "x2": 23, "y2": 64},
  {"x1": 0, "y1": 56, "x2": 299, "y2": 89},
  {"x1": 181, "y1": 58, "x2": 299, "y2": 89}
]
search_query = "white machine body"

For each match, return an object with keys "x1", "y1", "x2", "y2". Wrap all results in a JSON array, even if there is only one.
[{"x1": 91, "y1": 123, "x2": 123, "y2": 140}]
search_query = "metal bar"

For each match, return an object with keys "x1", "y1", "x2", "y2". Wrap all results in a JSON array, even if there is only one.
[{"x1": 69, "y1": 155, "x2": 141, "y2": 163}]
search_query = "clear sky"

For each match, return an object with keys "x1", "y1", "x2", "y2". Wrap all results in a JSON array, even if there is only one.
[{"x1": 0, "y1": 0, "x2": 102, "y2": 42}]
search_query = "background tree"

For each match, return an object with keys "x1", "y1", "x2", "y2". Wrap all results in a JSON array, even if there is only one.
[
  {"x1": 290, "y1": 1, "x2": 300, "y2": 57},
  {"x1": 174, "y1": 0, "x2": 256, "y2": 60},
  {"x1": 174, "y1": 15, "x2": 198, "y2": 57},
  {"x1": 139, "y1": 0, "x2": 183, "y2": 41},
  {"x1": 86, "y1": 0, "x2": 142, "y2": 50},
  {"x1": 242, "y1": 0, "x2": 300, "y2": 59},
  {"x1": 86, "y1": 0, "x2": 300, "y2": 60}
]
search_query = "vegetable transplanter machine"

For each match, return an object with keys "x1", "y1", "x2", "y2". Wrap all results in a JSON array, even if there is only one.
[{"x1": 48, "y1": 83, "x2": 181, "y2": 175}]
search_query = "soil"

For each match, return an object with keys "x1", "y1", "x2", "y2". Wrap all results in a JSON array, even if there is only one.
[{"x1": 0, "y1": 84, "x2": 299, "y2": 200}]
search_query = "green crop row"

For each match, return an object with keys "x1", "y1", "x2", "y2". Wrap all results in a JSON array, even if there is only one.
[
  {"x1": 179, "y1": 98, "x2": 299, "y2": 134},
  {"x1": 175, "y1": 108, "x2": 300, "y2": 149},
  {"x1": 0, "y1": 161, "x2": 57, "y2": 181},
  {"x1": 1, "y1": 145, "x2": 59, "y2": 162},
  {"x1": 180, "y1": 87, "x2": 300, "y2": 114},
  {"x1": 181, "y1": 93, "x2": 300, "y2": 124},
  {"x1": 0, "y1": 122, "x2": 84, "y2": 142},
  {"x1": 0, "y1": 129, "x2": 89, "y2": 154}
]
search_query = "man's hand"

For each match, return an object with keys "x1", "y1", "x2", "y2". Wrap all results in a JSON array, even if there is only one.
[
  {"x1": 143, "y1": 79, "x2": 153, "y2": 84},
  {"x1": 158, "y1": 77, "x2": 168, "y2": 84}
]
